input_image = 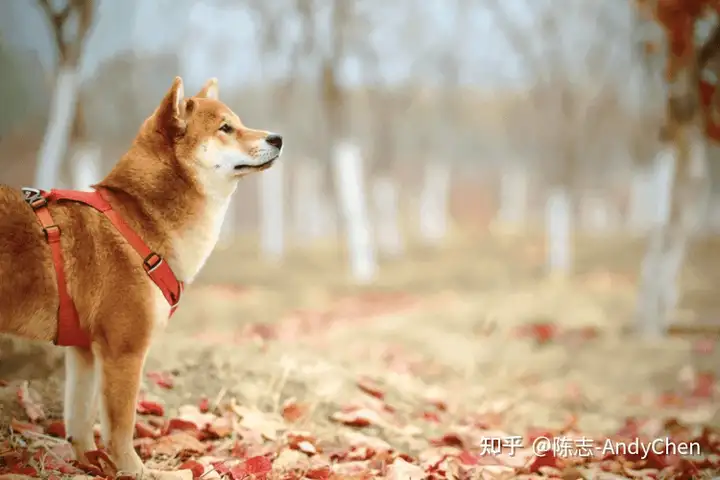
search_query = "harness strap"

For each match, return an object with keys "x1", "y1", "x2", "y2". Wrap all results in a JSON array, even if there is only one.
[
  {"x1": 49, "y1": 188, "x2": 183, "y2": 313},
  {"x1": 22, "y1": 187, "x2": 184, "y2": 348},
  {"x1": 25, "y1": 194, "x2": 88, "y2": 348}
]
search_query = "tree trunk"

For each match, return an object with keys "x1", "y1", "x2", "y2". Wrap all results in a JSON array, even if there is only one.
[
  {"x1": 497, "y1": 164, "x2": 528, "y2": 232},
  {"x1": 635, "y1": 24, "x2": 711, "y2": 337},
  {"x1": 70, "y1": 141, "x2": 102, "y2": 191},
  {"x1": 627, "y1": 165, "x2": 662, "y2": 234},
  {"x1": 545, "y1": 186, "x2": 573, "y2": 277},
  {"x1": 636, "y1": 127, "x2": 708, "y2": 337},
  {"x1": 418, "y1": 161, "x2": 452, "y2": 244},
  {"x1": 580, "y1": 192, "x2": 611, "y2": 234},
  {"x1": 34, "y1": 66, "x2": 81, "y2": 189},
  {"x1": 332, "y1": 142, "x2": 376, "y2": 283}
]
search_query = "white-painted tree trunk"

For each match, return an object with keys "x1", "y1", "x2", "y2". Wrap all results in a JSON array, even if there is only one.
[
  {"x1": 636, "y1": 133, "x2": 709, "y2": 337},
  {"x1": 498, "y1": 164, "x2": 528, "y2": 230},
  {"x1": 419, "y1": 161, "x2": 451, "y2": 243},
  {"x1": 70, "y1": 142, "x2": 102, "y2": 191},
  {"x1": 580, "y1": 193, "x2": 611, "y2": 234},
  {"x1": 371, "y1": 176, "x2": 403, "y2": 257},
  {"x1": 545, "y1": 187, "x2": 572, "y2": 276},
  {"x1": 650, "y1": 152, "x2": 676, "y2": 228},
  {"x1": 627, "y1": 168, "x2": 657, "y2": 233},
  {"x1": 259, "y1": 160, "x2": 285, "y2": 261},
  {"x1": 35, "y1": 67, "x2": 81, "y2": 190},
  {"x1": 332, "y1": 142, "x2": 376, "y2": 283}
]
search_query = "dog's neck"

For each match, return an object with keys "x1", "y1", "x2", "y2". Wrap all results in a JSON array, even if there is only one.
[{"x1": 96, "y1": 134, "x2": 237, "y2": 284}]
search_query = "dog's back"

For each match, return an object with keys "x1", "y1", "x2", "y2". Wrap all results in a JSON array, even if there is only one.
[
  {"x1": 0, "y1": 185, "x2": 150, "y2": 342},
  {"x1": 0, "y1": 185, "x2": 58, "y2": 339}
]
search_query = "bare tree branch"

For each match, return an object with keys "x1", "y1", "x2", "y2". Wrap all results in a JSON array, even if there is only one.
[
  {"x1": 698, "y1": 21, "x2": 720, "y2": 70},
  {"x1": 36, "y1": 0, "x2": 94, "y2": 66}
]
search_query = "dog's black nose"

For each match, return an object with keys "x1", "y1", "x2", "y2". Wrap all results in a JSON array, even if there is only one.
[{"x1": 266, "y1": 134, "x2": 283, "y2": 149}]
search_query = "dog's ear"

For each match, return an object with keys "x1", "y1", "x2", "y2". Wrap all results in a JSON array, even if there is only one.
[
  {"x1": 155, "y1": 76, "x2": 187, "y2": 136},
  {"x1": 196, "y1": 77, "x2": 219, "y2": 100}
]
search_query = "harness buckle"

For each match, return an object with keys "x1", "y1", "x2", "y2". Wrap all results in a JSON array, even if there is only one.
[
  {"x1": 143, "y1": 252, "x2": 164, "y2": 274},
  {"x1": 43, "y1": 224, "x2": 61, "y2": 242},
  {"x1": 21, "y1": 188, "x2": 47, "y2": 209}
]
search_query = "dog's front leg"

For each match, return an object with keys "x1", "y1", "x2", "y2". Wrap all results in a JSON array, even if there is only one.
[
  {"x1": 96, "y1": 344, "x2": 147, "y2": 477},
  {"x1": 65, "y1": 346, "x2": 99, "y2": 462}
]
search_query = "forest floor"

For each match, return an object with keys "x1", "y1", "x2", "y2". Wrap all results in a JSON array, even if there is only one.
[{"x1": 1, "y1": 232, "x2": 720, "y2": 479}]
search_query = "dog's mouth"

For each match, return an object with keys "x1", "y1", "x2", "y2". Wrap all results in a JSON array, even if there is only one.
[{"x1": 233, "y1": 156, "x2": 278, "y2": 173}]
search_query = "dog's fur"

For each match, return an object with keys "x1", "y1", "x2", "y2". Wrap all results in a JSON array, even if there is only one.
[{"x1": 0, "y1": 77, "x2": 282, "y2": 479}]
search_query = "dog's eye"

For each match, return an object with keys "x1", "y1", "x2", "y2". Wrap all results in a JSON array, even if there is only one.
[{"x1": 219, "y1": 124, "x2": 234, "y2": 134}]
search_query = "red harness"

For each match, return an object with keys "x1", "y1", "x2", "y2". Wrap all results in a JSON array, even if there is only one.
[{"x1": 21, "y1": 187, "x2": 184, "y2": 349}]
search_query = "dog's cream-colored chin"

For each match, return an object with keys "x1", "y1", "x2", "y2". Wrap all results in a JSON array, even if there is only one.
[{"x1": 232, "y1": 157, "x2": 278, "y2": 175}]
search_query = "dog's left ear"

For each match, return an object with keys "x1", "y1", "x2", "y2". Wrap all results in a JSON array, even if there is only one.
[
  {"x1": 196, "y1": 77, "x2": 219, "y2": 100},
  {"x1": 156, "y1": 76, "x2": 187, "y2": 137}
]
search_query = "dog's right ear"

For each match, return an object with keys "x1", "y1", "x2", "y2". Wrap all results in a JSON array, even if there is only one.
[
  {"x1": 155, "y1": 76, "x2": 187, "y2": 137},
  {"x1": 195, "y1": 77, "x2": 219, "y2": 100}
]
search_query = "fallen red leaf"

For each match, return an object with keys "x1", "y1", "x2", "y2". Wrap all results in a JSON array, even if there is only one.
[
  {"x1": 136, "y1": 399, "x2": 165, "y2": 416},
  {"x1": 205, "y1": 416, "x2": 234, "y2": 439},
  {"x1": 85, "y1": 449, "x2": 118, "y2": 477},
  {"x1": 692, "y1": 371, "x2": 715, "y2": 398},
  {"x1": 45, "y1": 420, "x2": 66, "y2": 438},
  {"x1": 146, "y1": 371, "x2": 175, "y2": 389},
  {"x1": 346, "y1": 445, "x2": 376, "y2": 461},
  {"x1": 330, "y1": 407, "x2": 383, "y2": 428},
  {"x1": 305, "y1": 465, "x2": 331, "y2": 479},
  {"x1": 229, "y1": 455, "x2": 273, "y2": 480},
  {"x1": 616, "y1": 418, "x2": 642, "y2": 439},
  {"x1": 16, "y1": 381, "x2": 45, "y2": 422},
  {"x1": 525, "y1": 449, "x2": 563, "y2": 473},
  {"x1": 10, "y1": 418, "x2": 43, "y2": 434},
  {"x1": 135, "y1": 421, "x2": 159, "y2": 439},
  {"x1": 151, "y1": 432, "x2": 207, "y2": 458},
  {"x1": 4, "y1": 465, "x2": 39, "y2": 476},
  {"x1": 457, "y1": 451, "x2": 480, "y2": 466},
  {"x1": 428, "y1": 398, "x2": 448, "y2": 411},
  {"x1": 165, "y1": 417, "x2": 202, "y2": 435},
  {"x1": 421, "y1": 411, "x2": 441, "y2": 423},
  {"x1": 525, "y1": 322, "x2": 557, "y2": 344},
  {"x1": 212, "y1": 461, "x2": 232, "y2": 475},
  {"x1": 357, "y1": 377, "x2": 385, "y2": 400},
  {"x1": 178, "y1": 459, "x2": 205, "y2": 479},
  {"x1": 286, "y1": 431, "x2": 320, "y2": 455},
  {"x1": 230, "y1": 440, "x2": 249, "y2": 459},
  {"x1": 429, "y1": 433, "x2": 465, "y2": 448},
  {"x1": 281, "y1": 398, "x2": 308, "y2": 423},
  {"x1": 694, "y1": 426, "x2": 720, "y2": 454}
]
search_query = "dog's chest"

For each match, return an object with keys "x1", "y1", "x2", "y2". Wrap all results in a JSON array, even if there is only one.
[{"x1": 171, "y1": 195, "x2": 232, "y2": 282}]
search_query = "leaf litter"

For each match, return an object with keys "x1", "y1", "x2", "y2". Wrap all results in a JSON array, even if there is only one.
[{"x1": 2, "y1": 237, "x2": 720, "y2": 478}]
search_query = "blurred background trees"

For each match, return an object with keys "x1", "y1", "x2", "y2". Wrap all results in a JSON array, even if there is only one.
[{"x1": 2, "y1": 0, "x2": 720, "y2": 338}]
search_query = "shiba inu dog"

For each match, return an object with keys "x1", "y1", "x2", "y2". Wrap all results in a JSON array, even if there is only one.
[{"x1": 0, "y1": 76, "x2": 283, "y2": 479}]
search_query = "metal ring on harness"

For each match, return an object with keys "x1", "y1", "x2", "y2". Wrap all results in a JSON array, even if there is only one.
[{"x1": 21, "y1": 187, "x2": 43, "y2": 204}]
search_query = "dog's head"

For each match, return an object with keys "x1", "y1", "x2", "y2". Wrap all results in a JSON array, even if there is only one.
[{"x1": 151, "y1": 76, "x2": 283, "y2": 187}]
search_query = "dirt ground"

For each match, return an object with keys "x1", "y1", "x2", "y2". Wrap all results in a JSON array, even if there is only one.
[{"x1": 1, "y1": 232, "x2": 720, "y2": 479}]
